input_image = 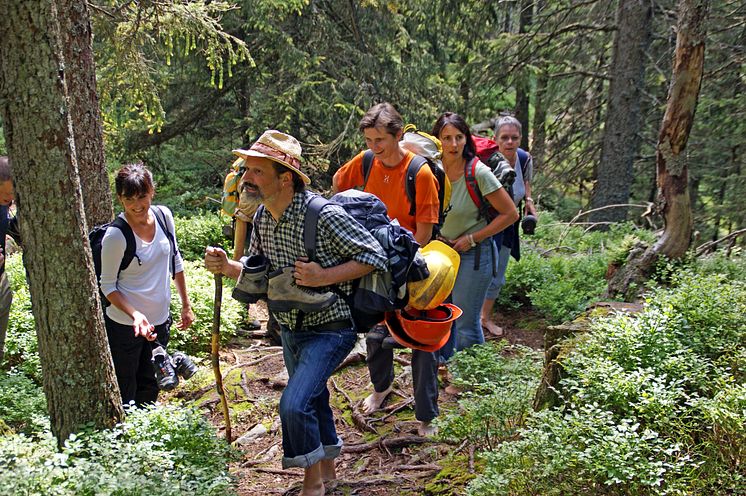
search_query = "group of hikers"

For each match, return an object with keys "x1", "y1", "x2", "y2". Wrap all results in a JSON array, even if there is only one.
[{"x1": 0, "y1": 102, "x2": 536, "y2": 496}]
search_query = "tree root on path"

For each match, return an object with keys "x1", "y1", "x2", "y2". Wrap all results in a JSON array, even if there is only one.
[
  {"x1": 378, "y1": 397, "x2": 414, "y2": 422},
  {"x1": 225, "y1": 351, "x2": 284, "y2": 375},
  {"x1": 334, "y1": 351, "x2": 366, "y2": 373},
  {"x1": 281, "y1": 475, "x2": 408, "y2": 495},
  {"x1": 342, "y1": 435, "x2": 434, "y2": 454},
  {"x1": 331, "y1": 378, "x2": 378, "y2": 435}
]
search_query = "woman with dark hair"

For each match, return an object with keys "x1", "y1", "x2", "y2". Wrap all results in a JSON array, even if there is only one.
[
  {"x1": 432, "y1": 113, "x2": 518, "y2": 360},
  {"x1": 100, "y1": 162, "x2": 194, "y2": 406}
]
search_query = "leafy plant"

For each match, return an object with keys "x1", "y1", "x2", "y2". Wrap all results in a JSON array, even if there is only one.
[
  {"x1": 0, "y1": 370, "x2": 48, "y2": 434},
  {"x1": 169, "y1": 260, "x2": 243, "y2": 357},
  {"x1": 0, "y1": 404, "x2": 237, "y2": 495},
  {"x1": 437, "y1": 342, "x2": 542, "y2": 450},
  {"x1": 173, "y1": 211, "x2": 228, "y2": 262},
  {"x1": 466, "y1": 274, "x2": 746, "y2": 495},
  {"x1": 2, "y1": 254, "x2": 40, "y2": 381}
]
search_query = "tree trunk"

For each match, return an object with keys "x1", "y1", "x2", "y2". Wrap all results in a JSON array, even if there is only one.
[
  {"x1": 606, "y1": 0, "x2": 709, "y2": 299},
  {"x1": 515, "y1": 0, "x2": 533, "y2": 150},
  {"x1": 58, "y1": 0, "x2": 113, "y2": 227},
  {"x1": 651, "y1": 0, "x2": 708, "y2": 259},
  {"x1": 530, "y1": 1, "x2": 547, "y2": 169},
  {"x1": 0, "y1": 0, "x2": 124, "y2": 445},
  {"x1": 590, "y1": 0, "x2": 653, "y2": 225}
]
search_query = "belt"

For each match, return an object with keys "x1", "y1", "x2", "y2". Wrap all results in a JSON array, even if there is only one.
[{"x1": 305, "y1": 319, "x2": 354, "y2": 332}]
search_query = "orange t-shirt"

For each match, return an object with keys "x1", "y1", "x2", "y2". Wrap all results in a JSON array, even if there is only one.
[{"x1": 336, "y1": 150, "x2": 440, "y2": 233}]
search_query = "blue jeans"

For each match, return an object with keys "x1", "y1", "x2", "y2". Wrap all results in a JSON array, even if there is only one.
[
  {"x1": 280, "y1": 325, "x2": 357, "y2": 469},
  {"x1": 439, "y1": 241, "x2": 495, "y2": 362},
  {"x1": 485, "y1": 242, "x2": 512, "y2": 300}
]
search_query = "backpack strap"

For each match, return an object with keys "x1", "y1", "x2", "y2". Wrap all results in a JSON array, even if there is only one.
[
  {"x1": 303, "y1": 195, "x2": 331, "y2": 262},
  {"x1": 151, "y1": 206, "x2": 177, "y2": 279},
  {"x1": 361, "y1": 150, "x2": 375, "y2": 191},
  {"x1": 517, "y1": 148, "x2": 531, "y2": 177},
  {"x1": 464, "y1": 157, "x2": 490, "y2": 221},
  {"x1": 297, "y1": 195, "x2": 333, "y2": 332},
  {"x1": 404, "y1": 155, "x2": 427, "y2": 217},
  {"x1": 111, "y1": 216, "x2": 139, "y2": 272}
]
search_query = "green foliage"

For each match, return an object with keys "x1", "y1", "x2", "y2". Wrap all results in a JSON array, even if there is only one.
[
  {"x1": 0, "y1": 404, "x2": 237, "y2": 495},
  {"x1": 3, "y1": 255, "x2": 242, "y2": 375},
  {"x1": 0, "y1": 370, "x2": 48, "y2": 435},
  {"x1": 527, "y1": 252, "x2": 608, "y2": 323},
  {"x1": 173, "y1": 212, "x2": 227, "y2": 261},
  {"x1": 437, "y1": 342, "x2": 542, "y2": 450},
  {"x1": 496, "y1": 215, "x2": 655, "y2": 323},
  {"x1": 468, "y1": 274, "x2": 746, "y2": 495},
  {"x1": 2, "y1": 254, "x2": 40, "y2": 381},
  {"x1": 169, "y1": 261, "x2": 243, "y2": 357},
  {"x1": 146, "y1": 143, "x2": 232, "y2": 217},
  {"x1": 95, "y1": 1, "x2": 252, "y2": 137},
  {"x1": 469, "y1": 405, "x2": 696, "y2": 496}
]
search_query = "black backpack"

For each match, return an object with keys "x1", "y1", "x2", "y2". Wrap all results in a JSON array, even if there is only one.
[
  {"x1": 89, "y1": 206, "x2": 177, "y2": 308},
  {"x1": 361, "y1": 150, "x2": 448, "y2": 237},
  {"x1": 303, "y1": 190, "x2": 426, "y2": 333}
]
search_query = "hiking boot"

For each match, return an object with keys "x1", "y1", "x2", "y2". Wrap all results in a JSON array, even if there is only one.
[
  {"x1": 266, "y1": 266, "x2": 338, "y2": 313},
  {"x1": 232, "y1": 254, "x2": 269, "y2": 304}
]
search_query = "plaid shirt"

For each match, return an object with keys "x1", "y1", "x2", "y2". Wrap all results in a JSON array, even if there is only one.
[{"x1": 248, "y1": 190, "x2": 387, "y2": 329}]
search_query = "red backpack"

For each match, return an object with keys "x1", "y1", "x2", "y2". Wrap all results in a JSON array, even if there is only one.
[
  {"x1": 466, "y1": 136, "x2": 531, "y2": 221},
  {"x1": 472, "y1": 135, "x2": 500, "y2": 163}
]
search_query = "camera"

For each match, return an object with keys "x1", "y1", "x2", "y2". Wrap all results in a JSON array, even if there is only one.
[
  {"x1": 488, "y1": 152, "x2": 517, "y2": 188},
  {"x1": 521, "y1": 214, "x2": 537, "y2": 235},
  {"x1": 152, "y1": 345, "x2": 198, "y2": 391}
]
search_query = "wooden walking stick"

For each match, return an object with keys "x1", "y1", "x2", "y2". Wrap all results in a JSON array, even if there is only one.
[{"x1": 211, "y1": 273, "x2": 232, "y2": 441}]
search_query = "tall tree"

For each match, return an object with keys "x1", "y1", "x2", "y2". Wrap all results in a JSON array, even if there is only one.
[
  {"x1": 515, "y1": 0, "x2": 533, "y2": 150},
  {"x1": 590, "y1": 0, "x2": 653, "y2": 225},
  {"x1": 58, "y1": 0, "x2": 113, "y2": 226},
  {"x1": 0, "y1": 0, "x2": 124, "y2": 444},
  {"x1": 607, "y1": 0, "x2": 710, "y2": 298}
]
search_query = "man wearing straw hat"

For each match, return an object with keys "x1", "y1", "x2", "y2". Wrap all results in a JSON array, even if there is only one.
[{"x1": 205, "y1": 130, "x2": 386, "y2": 496}]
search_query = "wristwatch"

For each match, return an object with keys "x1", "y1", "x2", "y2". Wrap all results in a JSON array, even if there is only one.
[{"x1": 467, "y1": 234, "x2": 476, "y2": 248}]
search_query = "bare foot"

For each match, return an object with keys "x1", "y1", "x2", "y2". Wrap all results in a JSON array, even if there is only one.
[
  {"x1": 482, "y1": 319, "x2": 504, "y2": 337},
  {"x1": 320, "y1": 459, "x2": 336, "y2": 481},
  {"x1": 418, "y1": 420, "x2": 438, "y2": 437},
  {"x1": 445, "y1": 384, "x2": 462, "y2": 396},
  {"x1": 361, "y1": 385, "x2": 393, "y2": 414},
  {"x1": 300, "y1": 463, "x2": 325, "y2": 496}
]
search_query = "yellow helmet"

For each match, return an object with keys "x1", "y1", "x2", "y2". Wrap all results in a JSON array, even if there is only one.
[{"x1": 407, "y1": 240, "x2": 460, "y2": 310}]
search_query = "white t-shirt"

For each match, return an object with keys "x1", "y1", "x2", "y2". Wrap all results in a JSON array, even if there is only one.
[{"x1": 100, "y1": 207, "x2": 183, "y2": 326}]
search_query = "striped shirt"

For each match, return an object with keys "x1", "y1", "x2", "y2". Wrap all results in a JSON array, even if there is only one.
[{"x1": 248, "y1": 190, "x2": 387, "y2": 329}]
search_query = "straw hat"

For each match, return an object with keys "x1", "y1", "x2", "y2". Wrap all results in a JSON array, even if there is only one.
[{"x1": 233, "y1": 130, "x2": 309, "y2": 184}]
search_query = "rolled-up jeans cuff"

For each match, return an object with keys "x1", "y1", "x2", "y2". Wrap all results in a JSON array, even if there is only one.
[
  {"x1": 282, "y1": 439, "x2": 343, "y2": 469},
  {"x1": 323, "y1": 438, "x2": 344, "y2": 459}
]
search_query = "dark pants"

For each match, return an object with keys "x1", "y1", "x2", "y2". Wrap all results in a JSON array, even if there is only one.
[
  {"x1": 366, "y1": 326, "x2": 439, "y2": 422},
  {"x1": 105, "y1": 314, "x2": 171, "y2": 406}
]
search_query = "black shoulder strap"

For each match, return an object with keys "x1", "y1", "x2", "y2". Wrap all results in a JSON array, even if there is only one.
[
  {"x1": 296, "y1": 195, "x2": 334, "y2": 332},
  {"x1": 253, "y1": 204, "x2": 264, "y2": 253},
  {"x1": 151, "y1": 206, "x2": 177, "y2": 278},
  {"x1": 110, "y1": 216, "x2": 139, "y2": 272},
  {"x1": 361, "y1": 150, "x2": 375, "y2": 191},
  {"x1": 404, "y1": 155, "x2": 427, "y2": 217},
  {"x1": 303, "y1": 195, "x2": 331, "y2": 262}
]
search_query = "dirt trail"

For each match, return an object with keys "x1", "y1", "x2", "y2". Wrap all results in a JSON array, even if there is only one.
[{"x1": 190, "y1": 303, "x2": 545, "y2": 496}]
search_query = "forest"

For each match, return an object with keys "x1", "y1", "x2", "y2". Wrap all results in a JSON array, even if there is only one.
[{"x1": 0, "y1": 0, "x2": 744, "y2": 495}]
